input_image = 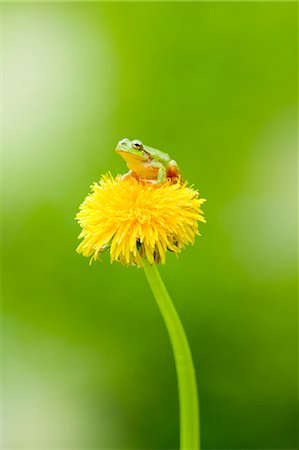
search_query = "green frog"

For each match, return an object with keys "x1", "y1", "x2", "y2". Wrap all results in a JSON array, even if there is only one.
[{"x1": 115, "y1": 138, "x2": 180, "y2": 184}]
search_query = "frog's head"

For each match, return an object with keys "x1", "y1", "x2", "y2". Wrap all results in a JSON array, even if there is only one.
[{"x1": 116, "y1": 138, "x2": 148, "y2": 161}]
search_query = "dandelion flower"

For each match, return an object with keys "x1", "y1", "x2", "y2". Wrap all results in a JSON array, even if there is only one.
[
  {"x1": 76, "y1": 174, "x2": 205, "y2": 267},
  {"x1": 76, "y1": 158, "x2": 206, "y2": 450}
]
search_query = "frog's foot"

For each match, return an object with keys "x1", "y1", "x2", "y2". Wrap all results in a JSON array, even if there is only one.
[
  {"x1": 142, "y1": 179, "x2": 163, "y2": 185},
  {"x1": 121, "y1": 170, "x2": 139, "y2": 181}
]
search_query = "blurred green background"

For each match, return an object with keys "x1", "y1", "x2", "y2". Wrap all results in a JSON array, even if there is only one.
[{"x1": 1, "y1": 2, "x2": 297, "y2": 449}]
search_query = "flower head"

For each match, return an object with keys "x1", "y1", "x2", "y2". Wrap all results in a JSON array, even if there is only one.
[{"x1": 76, "y1": 174, "x2": 205, "y2": 267}]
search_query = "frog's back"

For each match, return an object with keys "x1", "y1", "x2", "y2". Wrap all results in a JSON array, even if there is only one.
[{"x1": 145, "y1": 145, "x2": 171, "y2": 163}]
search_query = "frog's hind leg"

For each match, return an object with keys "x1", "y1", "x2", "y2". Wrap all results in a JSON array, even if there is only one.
[{"x1": 167, "y1": 160, "x2": 181, "y2": 183}]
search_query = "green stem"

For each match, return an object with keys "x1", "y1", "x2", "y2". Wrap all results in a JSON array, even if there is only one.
[{"x1": 143, "y1": 262, "x2": 200, "y2": 450}]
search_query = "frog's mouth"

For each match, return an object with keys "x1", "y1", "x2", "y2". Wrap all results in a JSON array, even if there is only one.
[{"x1": 115, "y1": 147, "x2": 147, "y2": 161}]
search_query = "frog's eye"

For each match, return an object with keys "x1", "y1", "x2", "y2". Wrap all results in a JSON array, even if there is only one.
[
  {"x1": 119, "y1": 138, "x2": 129, "y2": 145},
  {"x1": 132, "y1": 139, "x2": 143, "y2": 150}
]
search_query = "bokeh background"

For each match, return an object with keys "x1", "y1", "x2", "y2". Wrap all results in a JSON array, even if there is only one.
[{"x1": 1, "y1": 2, "x2": 297, "y2": 449}]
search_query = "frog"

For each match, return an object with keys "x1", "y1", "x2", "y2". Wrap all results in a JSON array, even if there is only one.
[{"x1": 115, "y1": 138, "x2": 180, "y2": 184}]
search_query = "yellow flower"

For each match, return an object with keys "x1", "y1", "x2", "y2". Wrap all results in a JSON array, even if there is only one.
[{"x1": 76, "y1": 174, "x2": 205, "y2": 267}]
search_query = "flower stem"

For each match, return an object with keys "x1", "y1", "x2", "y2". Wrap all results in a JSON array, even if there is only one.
[{"x1": 143, "y1": 262, "x2": 200, "y2": 450}]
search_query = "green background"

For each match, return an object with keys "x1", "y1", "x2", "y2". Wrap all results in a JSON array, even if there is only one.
[{"x1": 2, "y1": 2, "x2": 297, "y2": 449}]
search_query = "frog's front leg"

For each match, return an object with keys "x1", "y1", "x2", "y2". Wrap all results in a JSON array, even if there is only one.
[
  {"x1": 156, "y1": 165, "x2": 167, "y2": 184},
  {"x1": 145, "y1": 160, "x2": 167, "y2": 184}
]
